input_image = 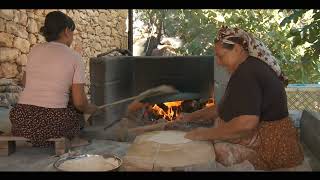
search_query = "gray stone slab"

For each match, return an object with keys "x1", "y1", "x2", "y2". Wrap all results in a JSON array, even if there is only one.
[{"x1": 300, "y1": 110, "x2": 320, "y2": 161}]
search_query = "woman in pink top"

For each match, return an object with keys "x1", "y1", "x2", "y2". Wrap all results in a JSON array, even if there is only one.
[{"x1": 9, "y1": 11, "x2": 98, "y2": 147}]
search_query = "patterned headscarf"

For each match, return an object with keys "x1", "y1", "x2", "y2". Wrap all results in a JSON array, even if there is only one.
[{"x1": 215, "y1": 26, "x2": 288, "y2": 86}]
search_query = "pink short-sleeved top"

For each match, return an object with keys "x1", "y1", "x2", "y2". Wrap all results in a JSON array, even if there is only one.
[{"x1": 18, "y1": 41, "x2": 86, "y2": 108}]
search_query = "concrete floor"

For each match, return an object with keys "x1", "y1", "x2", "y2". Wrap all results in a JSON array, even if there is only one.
[
  {"x1": 301, "y1": 143, "x2": 320, "y2": 171},
  {"x1": 1, "y1": 108, "x2": 319, "y2": 171},
  {"x1": 0, "y1": 139, "x2": 319, "y2": 171},
  {"x1": 0, "y1": 140, "x2": 131, "y2": 171}
]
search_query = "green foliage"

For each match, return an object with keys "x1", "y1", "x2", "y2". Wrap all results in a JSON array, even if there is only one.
[
  {"x1": 280, "y1": 9, "x2": 320, "y2": 83},
  {"x1": 134, "y1": 9, "x2": 320, "y2": 83}
]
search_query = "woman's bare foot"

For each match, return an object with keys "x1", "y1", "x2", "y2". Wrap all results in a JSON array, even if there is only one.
[{"x1": 70, "y1": 137, "x2": 90, "y2": 148}]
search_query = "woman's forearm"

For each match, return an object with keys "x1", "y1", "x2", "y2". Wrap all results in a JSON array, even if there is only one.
[
  {"x1": 71, "y1": 84, "x2": 98, "y2": 114},
  {"x1": 203, "y1": 124, "x2": 248, "y2": 141},
  {"x1": 192, "y1": 105, "x2": 217, "y2": 120},
  {"x1": 201, "y1": 116, "x2": 258, "y2": 141}
]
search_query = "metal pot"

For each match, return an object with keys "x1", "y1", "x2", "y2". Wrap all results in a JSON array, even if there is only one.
[{"x1": 53, "y1": 154, "x2": 122, "y2": 172}]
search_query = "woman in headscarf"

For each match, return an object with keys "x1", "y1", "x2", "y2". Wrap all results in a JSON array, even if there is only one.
[{"x1": 182, "y1": 26, "x2": 304, "y2": 170}]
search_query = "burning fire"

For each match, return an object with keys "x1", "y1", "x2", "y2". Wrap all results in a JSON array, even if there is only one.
[
  {"x1": 152, "y1": 101, "x2": 182, "y2": 121},
  {"x1": 205, "y1": 98, "x2": 214, "y2": 107},
  {"x1": 151, "y1": 98, "x2": 214, "y2": 121}
]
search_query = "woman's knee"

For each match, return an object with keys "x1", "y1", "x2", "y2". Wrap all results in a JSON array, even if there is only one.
[{"x1": 214, "y1": 142, "x2": 257, "y2": 167}]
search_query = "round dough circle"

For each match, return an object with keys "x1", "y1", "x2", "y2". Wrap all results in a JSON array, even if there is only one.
[{"x1": 146, "y1": 131, "x2": 192, "y2": 144}]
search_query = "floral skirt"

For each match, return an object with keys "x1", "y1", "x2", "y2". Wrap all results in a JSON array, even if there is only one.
[
  {"x1": 214, "y1": 117, "x2": 304, "y2": 170},
  {"x1": 9, "y1": 103, "x2": 83, "y2": 147}
]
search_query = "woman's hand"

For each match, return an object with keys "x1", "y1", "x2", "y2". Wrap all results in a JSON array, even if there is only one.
[
  {"x1": 83, "y1": 104, "x2": 99, "y2": 125},
  {"x1": 184, "y1": 127, "x2": 211, "y2": 141},
  {"x1": 85, "y1": 103, "x2": 98, "y2": 114},
  {"x1": 71, "y1": 84, "x2": 98, "y2": 114}
]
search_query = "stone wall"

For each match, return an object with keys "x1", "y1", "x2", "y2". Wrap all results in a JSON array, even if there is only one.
[{"x1": 0, "y1": 9, "x2": 128, "y2": 105}]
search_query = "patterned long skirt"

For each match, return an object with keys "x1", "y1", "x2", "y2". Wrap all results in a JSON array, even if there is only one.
[
  {"x1": 9, "y1": 103, "x2": 84, "y2": 147},
  {"x1": 213, "y1": 117, "x2": 304, "y2": 170}
]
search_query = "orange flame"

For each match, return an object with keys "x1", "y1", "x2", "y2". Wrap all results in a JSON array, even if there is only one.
[
  {"x1": 152, "y1": 101, "x2": 182, "y2": 121},
  {"x1": 205, "y1": 98, "x2": 215, "y2": 107},
  {"x1": 151, "y1": 99, "x2": 214, "y2": 121}
]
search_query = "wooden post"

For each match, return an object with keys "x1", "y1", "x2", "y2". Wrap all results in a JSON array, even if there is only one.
[
  {"x1": 50, "y1": 138, "x2": 71, "y2": 156},
  {"x1": 0, "y1": 141, "x2": 16, "y2": 156}
]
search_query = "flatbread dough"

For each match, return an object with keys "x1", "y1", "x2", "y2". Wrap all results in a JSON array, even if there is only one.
[
  {"x1": 58, "y1": 156, "x2": 119, "y2": 171},
  {"x1": 146, "y1": 131, "x2": 192, "y2": 144}
]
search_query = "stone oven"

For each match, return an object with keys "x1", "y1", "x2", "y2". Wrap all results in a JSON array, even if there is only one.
[
  {"x1": 86, "y1": 55, "x2": 215, "y2": 141},
  {"x1": 90, "y1": 56, "x2": 214, "y2": 121}
]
